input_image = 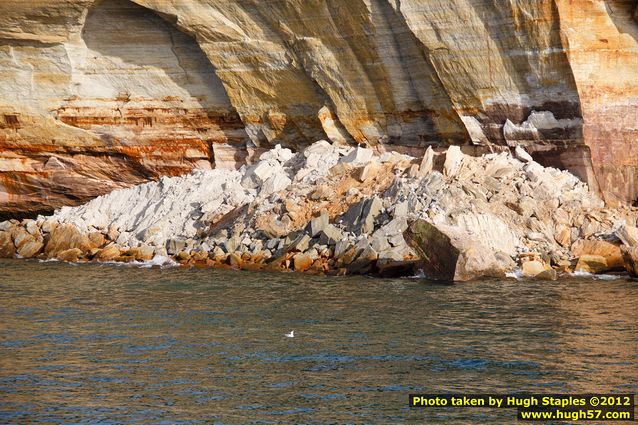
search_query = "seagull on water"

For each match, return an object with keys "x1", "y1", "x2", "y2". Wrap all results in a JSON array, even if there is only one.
[{"x1": 285, "y1": 330, "x2": 295, "y2": 338}]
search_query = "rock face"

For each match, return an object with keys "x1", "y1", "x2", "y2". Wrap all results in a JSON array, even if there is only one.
[{"x1": 1, "y1": 0, "x2": 638, "y2": 218}]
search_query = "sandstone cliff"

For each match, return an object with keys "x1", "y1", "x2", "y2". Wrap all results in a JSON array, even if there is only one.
[{"x1": 0, "y1": 0, "x2": 637, "y2": 218}]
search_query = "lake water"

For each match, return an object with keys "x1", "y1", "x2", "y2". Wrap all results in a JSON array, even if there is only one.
[{"x1": 1, "y1": 259, "x2": 637, "y2": 424}]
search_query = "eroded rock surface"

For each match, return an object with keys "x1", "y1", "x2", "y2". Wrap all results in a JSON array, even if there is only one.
[{"x1": 0, "y1": 0, "x2": 638, "y2": 217}]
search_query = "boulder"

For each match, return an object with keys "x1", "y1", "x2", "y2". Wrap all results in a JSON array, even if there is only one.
[
  {"x1": 443, "y1": 146, "x2": 464, "y2": 178},
  {"x1": 339, "y1": 197, "x2": 383, "y2": 235},
  {"x1": 16, "y1": 237, "x2": 44, "y2": 259},
  {"x1": 166, "y1": 238, "x2": 187, "y2": 255},
  {"x1": 44, "y1": 225, "x2": 94, "y2": 258},
  {"x1": 309, "y1": 211, "x2": 330, "y2": 237},
  {"x1": 57, "y1": 248, "x2": 83, "y2": 262},
  {"x1": 418, "y1": 146, "x2": 434, "y2": 177},
  {"x1": 317, "y1": 225, "x2": 344, "y2": 246},
  {"x1": 25, "y1": 220, "x2": 40, "y2": 235},
  {"x1": 95, "y1": 243, "x2": 121, "y2": 261},
  {"x1": 260, "y1": 172, "x2": 292, "y2": 197},
  {"x1": 0, "y1": 231, "x2": 15, "y2": 258},
  {"x1": 554, "y1": 225, "x2": 572, "y2": 247},
  {"x1": 88, "y1": 232, "x2": 107, "y2": 249},
  {"x1": 259, "y1": 144, "x2": 294, "y2": 163},
  {"x1": 41, "y1": 220, "x2": 58, "y2": 234},
  {"x1": 404, "y1": 219, "x2": 511, "y2": 281},
  {"x1": 357, "y1": 161, "x2": 379, "y2": 182},
  {"x1": 616, "y1": 224, "x2": 638, "y2": 247},
  {"x1": 575, "y1": 255, "x2": 609, "y2": 274},
  {"x1": 534, "y1": 269, "x2": 558, "y2": 281},
  {"x1": 292, "y1": 253, "x2": 314, "y2": 272},
  {"x1": 286, "y1": 234, "x2": 311, "y2": 253},
  {"x1": 241, "y1": 160, "x2": 281, "y2": 189},
  {"x1": 621, "y1": 245, "x2": 638, "y2": 278},
  {"x1": 127, "y1": 245, "x2": 155, "y2": 261},
  {"x1": 521, "y1": 260, "x2": 548, "y2": 277},
  {"x1": 571, "y1": 239, "x2": 624, "y2": 271},
  {"x1": 346, "y1": 244, "x2": 378, "y2": 274},
  {"x1": 514, "y1": 146, "x2": 533, "y2": 163},
  {"x1": 554, "y1": 259, "x2": 573, "y2": 273},
  {"x1": 339, "y1": 146, "x2": 373, "y2": 166}
]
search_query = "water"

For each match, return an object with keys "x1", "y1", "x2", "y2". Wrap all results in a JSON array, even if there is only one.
[{"x1": 1, "y1": 259, "x2": 637, "y2": 424}]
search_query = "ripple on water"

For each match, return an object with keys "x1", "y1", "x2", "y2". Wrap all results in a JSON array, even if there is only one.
[{"x1": 0, "y1": 259, "x2": 637, "y2": 423}]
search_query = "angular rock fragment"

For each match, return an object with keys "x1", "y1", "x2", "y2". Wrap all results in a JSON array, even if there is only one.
[
  {"x1": 621, "y1": 245, "x2": 638, "y2": 278},
  {"x1": 575, "y1": 255, "x2": 609, "y2": 274},
  {"x1": 0, "y1": 231, "x2": 15, "y2": 258},
  {"x1": 57, "y1": 248, "x2": 83, "y2": 262},
  {"x1": 418, "y1": 146, "x2": 435, "y2": 177},
  {"x1": 44, "y1": 225, "x2": 94, "y2": 258},
  {"x1": 16, "y1": 237, "x2": 44, "y2": 259},
  {"x1": 95, "y1": 243, "x2": 121, "y2": 261},
  {"x1": 404, "y1": 219, "x2": 511, "y2": 281},
  {"x1": 292, "y1": 253, "x2": 314, "y2": 272},
  {"x1": 339, "y1": 146, "x2": 373, "y2": 166},
  {"x1": 571, "y1": 239, "x2": 624, "y2": 271},
  {"x1": 339, "y1": 197, "x2": 382, "y2": 235},
  {"x1": 443, "y1": 146, "x2": 464, "y2": 178}
]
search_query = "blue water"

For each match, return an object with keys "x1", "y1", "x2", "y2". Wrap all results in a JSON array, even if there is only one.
[{"x1": 0, "y1": 259, "x2": 637, "y2": 423}]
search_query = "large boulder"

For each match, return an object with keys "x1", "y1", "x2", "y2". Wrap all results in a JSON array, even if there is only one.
[
  {"x1": 44, "y1": 224, "x2": 94, "y2": 258},
  {"x1": 616, "y1": 224, "x2": 638, "y2": 247},
  {"x1": 621, "y1": 245, "x2": 638, "y2": 278},
  {"x1": 575, "y1": 255, "x2": 609, "y2": 274},
  {"x1": 16, "y1": 236, "x2": 44, "y2": 259},
  {"x1": 56, "y1": 248, "x2": 83, "y2": 262},
  {"x1": 404, "y1": 219, "x2": 512, "y2": 281},
  {"x1": 95, "y1": 243, "x2": 121, "y2": 261},
  {"x1": 339, "y1": 197, "x2": 383, "y2": 235},
  {"x1": 0, "y1": 231, "x2": 15, "y2": 258},
  {"x1": 571, "y1": 239, "x2": 624, "y2": 271}
]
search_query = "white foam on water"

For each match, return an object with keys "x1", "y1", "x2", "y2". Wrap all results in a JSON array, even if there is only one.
[
  {"x1": 139, "y1": 255, "x2": 179, "y2": 268},
  {"x1": 570, "y1": 270, "x2": 593, "y2": 278},
  {"x1": 506, "y1": 269, "x2": 524, "y2": 280},
  {"x1": 569, "y1": 270, "x2": 624, "y2": 281},
  {"x1": 593, "y1": 274, "x2": 623, "y2": 281},
  {"x1": 94, "y1": 255, "x2": 179, "y2": 269}
]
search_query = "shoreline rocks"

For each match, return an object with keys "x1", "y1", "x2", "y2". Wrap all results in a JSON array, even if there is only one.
[{"x1": 1, "y1": 141, "x2": 637, "y2": 281}]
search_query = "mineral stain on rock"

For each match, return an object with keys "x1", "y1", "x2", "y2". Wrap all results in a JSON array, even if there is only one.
[{"x1": 1, "y1": 0, "x2": 638, "y2": 219}]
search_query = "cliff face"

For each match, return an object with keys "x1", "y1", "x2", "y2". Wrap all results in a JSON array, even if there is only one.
[{"x1": 0, "y1": 0, "x2": 637, "y2": 218}]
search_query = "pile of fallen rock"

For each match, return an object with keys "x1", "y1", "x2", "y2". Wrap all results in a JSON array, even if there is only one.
[{"x1": 1, "y1": 140, "x2": 638, "y2": 281}]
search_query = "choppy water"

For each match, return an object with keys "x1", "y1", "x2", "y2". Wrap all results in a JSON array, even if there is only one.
[{"x1": 0, "y1": 259, "x2": 637, "y2": 424}]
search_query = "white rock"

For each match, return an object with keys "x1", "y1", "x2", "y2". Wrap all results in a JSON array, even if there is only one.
[
  {"x1": 241, "y1": 160, "x2": 281, "y2": 189},
  {"x1": 419, "y1": 146, "x2": 434, "y2": 177},
  {"x1": 460, "y1": 116, "x2": 490, "y2": 146},
  {"x1": 339, "y1": 146, "x2": 374, "y2": 166},
  {"x1": 514, "y1": 146, "x2": 533, "y2": 163},
  {"x1": 260, "y1": 144, "x2": 294, "y2": 164},
  {"x1": 260, "y1": 172, "x2": 292, "y2": 197},
  {"x1": 443, "y1": 146, "x2": 464, "y2": 178}
]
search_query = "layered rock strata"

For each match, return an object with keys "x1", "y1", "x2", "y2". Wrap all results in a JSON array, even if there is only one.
[
  {"x1": 2, "y1": 141, "x2": 637, "y2": 281},
  {"x1": 1, "y1": 0, "x2": 638, "y2": 218}
]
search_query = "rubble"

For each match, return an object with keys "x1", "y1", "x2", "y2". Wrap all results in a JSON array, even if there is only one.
[{"x1": 1, "y1": 139, "x2": 637, "y2": 280}]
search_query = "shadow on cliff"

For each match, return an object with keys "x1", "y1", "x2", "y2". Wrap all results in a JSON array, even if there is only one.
[
  {"x1": 82, "y1": 0, "x2": 237, "y2": 112},
  {"x1": 465, "y1": 0, "x2": 583, "y2": 122},
  {"x1": 605, "y1": 0, "x2": 638, "y2": 44}
]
